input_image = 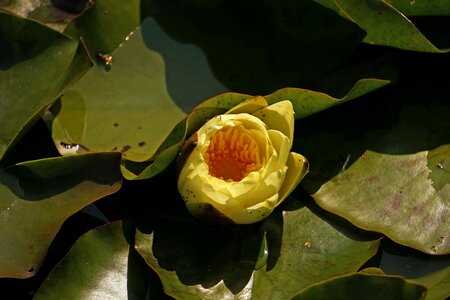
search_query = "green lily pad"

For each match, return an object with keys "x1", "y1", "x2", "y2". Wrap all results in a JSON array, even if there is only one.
[
  {"x1": 312, "y1": 0, "x2": 450, "y2": 52},
  {"x1": 149, "y1": 0, "x2": 365, "y2": 98},
  {"x1": 264, "y1": 79, "x2": 391, "y2": 119},
  {"x1": 379, "y1": 243, "x2": 450, "y2": 300},
  {"x1": 134, "y1": 190, "x2": 381, "y2": 299},
  {"x1": 48, "y1": 18, "x2": 186, "y2": 162},
  {"x1": 0, "y1": 11, "x2": 92, "y2": 162},
  {"x1": 291, "y1": 272, "x2": 427, "y2": 300},
  {"x1": 64, "y1": 0, "x2": 141, "y2": 57},
  {"x1": 311, "y1": 145, "x2": 449, "y2": 255},
  {"x1": 384, "y1": 0, "x2": 450, "y2": 16},
  {"x1": 34, "y1": 221, "x2": 129, "y2": 299},
  {"x1": 34, "y1": 221, "x2": 168, "y2": 299},
  {"x1": 299, "y1": 101, "x2": 450, "y2": 255},
  {"x1": 0, "y1": 153, "x2": 122, "y2": 278},
  {"x1": 0, "y1": 0, "x2": 91, "y2": 32},
  {"x1": 413, "y1": 266, "x2": 450, "y2": 300}
]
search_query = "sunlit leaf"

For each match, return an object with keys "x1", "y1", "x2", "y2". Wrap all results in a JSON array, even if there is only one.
[
  {"x1": 48, "y1": 18, "x2": 186, "y2": 162},
  {"x1": 0, "y1": 11, "x2": 92, "y2": 162},
  {"x1": 300, "y1": 95, "x2": 450, "y2": 255},
  {"x1": 0, "y1": 153, "x2": 122, "y2": 278}
]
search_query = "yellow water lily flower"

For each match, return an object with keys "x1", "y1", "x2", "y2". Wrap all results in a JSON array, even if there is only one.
[{"x1": 177, "y1": 97, "x2": 309, "y2": 224}]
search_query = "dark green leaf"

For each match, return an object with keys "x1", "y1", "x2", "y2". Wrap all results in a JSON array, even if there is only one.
[
  {"x1": 64, "y1": 0, "x2": 141, "y2": 57},
  {"x1": 0, "y1": 0, "x2": 91, "y2": 32},
  {"x1": 134, "y1": 192, "x2": 380, "y2": 299},
  {"x1": 291, "y1": 272, "x2": 426, "y2": 300},
  {"x1": 34, "y1": 221, "x2": 131, "y2": 299},
  {"x1": 385, "y1": 0, "x2": 450, "y2": 16},
  {"x1": 379, "y1": 241, "x2": 450, "y2": 300},
  {"x1": 0, "y1": 11, "x2": 92, "y2": 162},
  {"x1": 312, "y1": 0, "x2": 450, "y2": 52},
  {"x1": 0, "y1": 153, "x2": 122, "y2": 278}
]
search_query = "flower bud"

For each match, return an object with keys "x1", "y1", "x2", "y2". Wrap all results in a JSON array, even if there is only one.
[{"x1": 177, "y1": 98, "x2": 308, "y2": 224}]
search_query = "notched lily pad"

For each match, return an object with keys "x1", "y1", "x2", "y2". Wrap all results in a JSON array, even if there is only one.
[
  {"x1": 312, "y1": 146, "x2": 450, "y2": 255},
  {"x1": 48, "y1": 18, "x2": 186, "y2": 163}
]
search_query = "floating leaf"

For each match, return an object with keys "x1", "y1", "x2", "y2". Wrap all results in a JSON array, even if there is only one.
[
  {"x1": 0, "y1": 153, "x2": 122, "y2": 278},
  {"x1": 0, "y1": 11, "x2": 92, "y2": 162},
  {"x1": 312, "y1": 0, "x2": 450, "y2": 52},
  {"x1": 34, "y1": 221, "x2": 129, "y2": 299},
  {"x1": 299, "y1": 98, "x2": 450, "y2": 255},
  {"x1": 64, "y1": 0, "x2": 141, "y2": 57},
  {"x1": 379, "y1": 241, "x2": 450, "y2": 300},
  {"x1": 385, "y1": 0, "x2": 450, "y2": 16},
  {"x1": 134, "y1": 190, "x2": 380, "y2": 299},
  {"x1": 0, "y1": 0, "x2": 91, "y2": 32},
  {"x1": 291, "y1": 272, "x2": 427, "y2": 299},
  {"x1": 34, "y1": 221, "x2": 168, "y2": 299},
  {"x1": 311, "y1": 145, "x2": 449, "y2": 255},
  {"x1": 264, "y1": 79, "x2": 391, "y2": 119},
  {"x1": 48, "y1": 18, "x2": 186, "y2": 162}
]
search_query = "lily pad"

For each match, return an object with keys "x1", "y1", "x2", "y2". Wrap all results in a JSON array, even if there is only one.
[
  {"x1": 33, "y1": 221, "x2": 129, "y2": 299},
  {"x1": 384, "y1": 0, "x2": 450, "y2": 16},
  {"x1": 299, "y1": 102, "x2": 450, "y2": 254},
  {"x1": 0, "y1": 153, "x2": 122, "y2": 278},
  {"x1": 311, "y1": 144, "x2": 449, "y2": 255},
  {"x1": 312, "y1": 0, "x2": 450, "y2": 52},
  {"x1": 264, "y1": 79, "x2": 391, "y2": 119},
  {"x1": 0, "y1": 0, "x2": 91, "y2": 32},
  {"x1": 134, "y1": 188, "x2": 381, "y2": 299},
  {"x1": 34, "y1": 221, "x2": 167, "y2": 299},
  {"x1": 379, "y1": 242, "x2": 450, "y2": 300},
  {"x1": 48, "y1": 18, "x2": 186, "y2": 162},
  {"x1": 64, "y1": 0, "x2": 141, "y2": 57},
  {"x1": 0, "y1": 11, "x2": 92, "y2": 162},
  {"x1": 291, "y1": 272, "x2": 427, "y2": 299}
]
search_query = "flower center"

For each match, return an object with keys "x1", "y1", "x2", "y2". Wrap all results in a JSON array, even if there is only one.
[{"x1": 204, "y1": 125, "x2": 263, "y2": 181}]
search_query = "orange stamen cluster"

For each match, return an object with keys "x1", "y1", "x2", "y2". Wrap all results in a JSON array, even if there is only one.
[{"x1": 204, "y1": 125, "x2": 263, "y2": 181}]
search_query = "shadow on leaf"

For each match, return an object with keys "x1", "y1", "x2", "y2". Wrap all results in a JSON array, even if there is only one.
[{"x1": 133, "y1": 166, "x2": 284, "y2": 294}]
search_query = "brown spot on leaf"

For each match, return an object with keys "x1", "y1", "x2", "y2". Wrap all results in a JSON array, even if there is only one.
[
  {"x1": 138, "y1": 141, "x2": 146, "y2": 147},
  {"x1": 380, "y1": 194, "x2": 403, "y2": 217},
  {"x1": 113, "y1": 123, "x2": 119, "y2": 127},
  {"x1": 27, "y1": 265, "x2": 37, "y2": 273},
  {"x1": 365, "y1": 176, "x2": 379, "y2": 184},
  {"x1": 121, "y1": 145, "x2": 132, "y2": 152}
]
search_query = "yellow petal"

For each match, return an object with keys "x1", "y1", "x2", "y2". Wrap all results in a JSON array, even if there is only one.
[
  {"x1": 253, "y1": 100, "x2": 294, "y2": 145},
  {"x1": 277, "y1": 152, "x2": 309, "y2": 205}
]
